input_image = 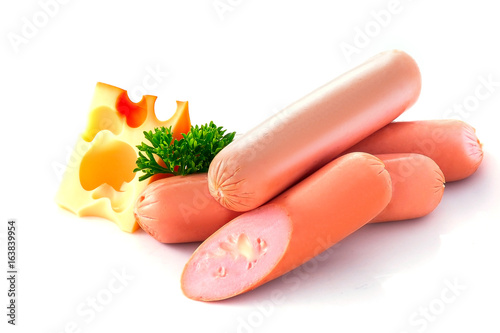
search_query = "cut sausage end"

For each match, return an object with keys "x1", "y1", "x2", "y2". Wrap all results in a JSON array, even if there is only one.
[{"x1": 181, "y1": 205, "x2": 292, "y2": 301}]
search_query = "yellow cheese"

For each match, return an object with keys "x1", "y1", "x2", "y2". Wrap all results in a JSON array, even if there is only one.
[{"x1": 56, "y1": 82, "x2": 191, "y2": 232}]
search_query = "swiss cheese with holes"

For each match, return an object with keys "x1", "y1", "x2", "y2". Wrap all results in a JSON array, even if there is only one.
[{"x1": 56, "y1": 82, "x2": 191, "y2": 232}]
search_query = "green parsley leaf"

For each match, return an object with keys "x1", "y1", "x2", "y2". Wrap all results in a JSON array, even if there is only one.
[{"x1": 133, "y1": 121, "x2": 236, "y2": 181}]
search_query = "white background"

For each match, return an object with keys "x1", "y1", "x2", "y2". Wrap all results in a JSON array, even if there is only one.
[{"x1": 1, "y1": 1, "x2": 500, "y2": 332}]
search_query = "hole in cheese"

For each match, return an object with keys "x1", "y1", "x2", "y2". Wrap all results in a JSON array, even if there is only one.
[
  {"x1": 116, "y1": 91, "x2": 148, "y2": 128},
  {"x1": 79, "y1": 138, "x2": 137, "y2": 192}
]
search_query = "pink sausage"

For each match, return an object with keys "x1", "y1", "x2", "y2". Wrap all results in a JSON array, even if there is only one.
[
  {"x1": 134, "y1": 173, "x2": 240, "y2": 243},
  {"x1": 342, "y1": 119, "x2": 483, "y2": 182},
  {"x1": 208, "y1": 49, "x2": 421, "y2": 212},
  {"x1": 182, "y1": 153, "x2": 392, "y2": 301},
  {"x1": 372, "y1": 153, "x2": 445, "y2": 222}
]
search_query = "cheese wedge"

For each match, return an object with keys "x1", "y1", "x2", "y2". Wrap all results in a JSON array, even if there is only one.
[{"x1": 56, "y1": 82, "x2": 191, "y2": 232}]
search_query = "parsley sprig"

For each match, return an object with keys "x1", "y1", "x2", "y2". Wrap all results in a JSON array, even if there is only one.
[{"x1": 134, "y1": 121, "x2": 236, "y2": 181}]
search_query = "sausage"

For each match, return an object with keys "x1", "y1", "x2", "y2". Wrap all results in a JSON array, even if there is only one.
[
  {"x1": 181, "y1": 153, "x2": 392, "y2": 301},
  {"x1": 208, "y1": 49, "x2": 421, "y2": 212},
  {"x1": 372, "y1": 153, "x2": 445, "y2": 222},
  {"x1": 133, "y1": 173, "x2": 240, "y2": 243},
  {"x1": 342, "y1": 119, "x2": 483, "y2": 181}
]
